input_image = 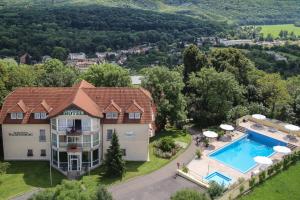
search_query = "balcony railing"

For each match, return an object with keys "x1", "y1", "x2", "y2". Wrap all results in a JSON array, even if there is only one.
[{"x1": 66, "y1": 128, "x2": 82, "y2": 135}]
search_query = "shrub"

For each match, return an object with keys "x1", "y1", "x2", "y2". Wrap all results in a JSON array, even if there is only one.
[
  {"x1": 204, "y1": 138, "x2": 209, "y2": 147},
  {"x1": 0, "y1": 162, "x2": 10, "y2": 175},
  {"x1": 171, "y1": 189, "x2": 208, "y2": 200},
  {"x1": 95, "y1": 185, "x2": 113, "y2": 200},
  {"x1": 239, "y1": 185, "x2": 245, "y2": 193},
  {"x1": 249, "y1": 177, "x2": 256, "y2": 188},
  {"x1": 195, "y1": 149, "x2": 202, "y2": 159},
  {"x1": 182, "y1": 165, "x2": 189, "y2": 173},
  {"x1": 258, "y1": 171, "x2": 266, "y2": 183},
  {"x1": 208, "y1": 181, "x2": 225, "y2": 199},
  {"x1": 158, "y1": 138, "x2": 176, "y2": 152},
  {"x1": 267, "y1": 167, "x2": 274, "y2": 176}
]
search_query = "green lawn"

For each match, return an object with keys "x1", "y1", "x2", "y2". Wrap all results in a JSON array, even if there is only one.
[
  {"x1": 239, "y1": 162, "x2": 300, "y2": 200},
  {"x1": 0, "y1": 128, "x2": 191, "y2": 200},
  {"x1": 259, "y1": 24, "x2": 300, "y2": 37}
]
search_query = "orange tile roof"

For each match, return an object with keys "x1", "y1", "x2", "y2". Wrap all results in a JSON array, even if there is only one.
[
  {"x1": 103, "y1": 100, "x2": 122, "y2": 113},
  {"x1": 0, "y1": 81, "x2": 155, "y2": 124},
  {"x1": 126, "y1": 100, "x2": 144, "y2": 113}
]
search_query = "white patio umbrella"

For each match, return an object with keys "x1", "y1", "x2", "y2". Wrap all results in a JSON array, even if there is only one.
[
  {"x1": 254, "y1": 156, "x2": 273, "y2": 165},
  {"x1": 220, "y1": 124, "x2": 234, "y2": 131},
  {"x1": 203, "y1": 131, "x2": 218, "y2": 138},
  {"x1": 273, "y1": 146, "x2": 291, "y2": 155},
  {"x1": 252, "y1": 114, "x2": 266, "y2": 120},
  {"x1": 285, "y1": 124, "x2": 300, "y2": 132}
]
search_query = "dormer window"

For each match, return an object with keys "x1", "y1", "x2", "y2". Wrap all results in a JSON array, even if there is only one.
[
  {"x1": 11, "y1": 112, "x2": 23, "y2": 119},
  {"x1": 106, "y1": 112, "x2": 118, "y2": 119},
  {"x1": 129, "y1": 112, "x2": 141, "y2": 119},
  {"x1": 34, "y1": 112, "x2": 47, "y2": 119}
]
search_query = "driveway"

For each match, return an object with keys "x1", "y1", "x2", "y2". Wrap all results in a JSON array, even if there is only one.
[{"x1": 109, "y1": 133, "x2": 206, "y2": 200}]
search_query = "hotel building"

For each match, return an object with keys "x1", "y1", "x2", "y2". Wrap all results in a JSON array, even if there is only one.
[{"x1": 0, "y1": 80, "x2": 155, "y2": 175}]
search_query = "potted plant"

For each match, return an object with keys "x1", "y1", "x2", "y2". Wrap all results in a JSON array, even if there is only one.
[
  {"x1": 195, "y1": 149, "x2": 202, "y2": 159},
  {"x1": 204, "y1": 138, "x2": 209, "y2": 148}
]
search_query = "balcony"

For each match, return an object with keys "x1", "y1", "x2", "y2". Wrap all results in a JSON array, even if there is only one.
[
  {"x1": 66, "y1": 127, "x2": 82, "y2": 135},
  {"x1": 67, "y1": 143, "x2": 82, "y2": 152}
]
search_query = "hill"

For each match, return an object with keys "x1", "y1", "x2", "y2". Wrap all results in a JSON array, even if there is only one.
[{"x1": 2, "y1": 0, "x2": 300, "y2": 24}]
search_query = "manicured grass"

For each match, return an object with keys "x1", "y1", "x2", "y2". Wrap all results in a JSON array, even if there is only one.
[
  {"x1": 239, "y1": 162, "x2": 300, "y2": 200},
  {"x1": 259, "y1": 24, "x2": 300, "y2": 37},
  {"x1": 0, "y1": 128, "x2": 191, "y2": 199},
  {"x1": 0, "y1": 161, "x2": 65, "y2": 199}
]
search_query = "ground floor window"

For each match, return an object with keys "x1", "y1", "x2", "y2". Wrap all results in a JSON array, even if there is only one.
[
  {"x1": 92, "y1": 149, "x2": 99, "y2": 166},
  {"x1": 121, "y1": 149, "x2": 126, "y2": 156},
  {"x1": 82, "y1": 151, "x2": 91, "y2": 168},
  {"x1": 27, "y1": 149, "x2": 33, "y2": 157},
  {"x1": 52, "y1": 149, "x2": 58, "y2": 166},
  {"x1": 40, "y1": 149, "x2": 46, "y2": 157}
]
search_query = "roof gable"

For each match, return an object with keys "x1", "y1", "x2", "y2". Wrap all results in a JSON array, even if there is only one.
[
  {"x1": 32, "y1": 100, "x2": 52, "y2": 113},
  {"x1": 126, "y1": 100, "x2": 144, "y2": 113},
  {"x1": 72, "y1": 80, "x2": 95, "y2": 89},
  {"x1": 48, "y1": 88, "x2": 102, "y2": 118},
  {"x1": 103, "y1": 100, "x2": 122, "y2": 113},
  {"x1": 8, "y1": 100, "x2": 28, "y2": 113}
]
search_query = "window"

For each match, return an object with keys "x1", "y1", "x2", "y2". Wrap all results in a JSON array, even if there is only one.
[
  {"x1": 27, "y1": 149, "x2": 33, "y2": 157},
  {"x1": 41, "y1": 112, "x2": 47, "y2": 119},
  {"x1": 17, "y1": 112, "x2": 23, "y2": 119},
  {"x1": 121, "y1": 149, "x2": 126, "y2": 156},
  {"x1": 58, "y1": 119, "x2": 67, "y2": 131},
  {"x1": 40, "y1": 149, "x2": 46, "y2": 157},
  {"x1": 67, "y1": 119, "x2": 74, "y2": 128},
  {"x1": 106, "y1": 129, "x2": 113, "y2": 141},
  {"x1": 34, "y1": 113, "x2": 40, "y2": 119},
  {"x1": 93, "y1": 132, "x2": 99, "y2": 146},
  {"x1": 51, "y1": 119, "x2": 57, "y2": 130},
  {"x1": 106, "y1": 112, "x2": 118, "y2": 119},
  {"x1": 82, "y1": 119, "x2": 91, "y2": 131},
  {"x1": 39, "y1": 129, "x2": 46, "y2": 142},
  {"x1": 129, "y1": 112, "x2": 141, "y2": 119},
  {"x1": 11, "y1": 113, "x2": 17, "y2": 119}
]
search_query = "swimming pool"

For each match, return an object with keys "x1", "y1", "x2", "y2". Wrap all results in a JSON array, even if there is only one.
[
  {"x1": 210, "y1": 130, "x2": 286, "y2": 173},
  {"x1": 204, "y1": 172, "x2": 232, "y2": 187}
]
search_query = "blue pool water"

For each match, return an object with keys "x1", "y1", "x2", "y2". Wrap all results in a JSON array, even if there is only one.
[
  {"x1": 205, "y1": 172, "x2": 232, "y2": 186},
  {"x1": 210, "y1": 130, "x2": 286, "y2": 173}
]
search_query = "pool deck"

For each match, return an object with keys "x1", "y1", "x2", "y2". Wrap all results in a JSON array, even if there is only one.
[{"x1": 186, "y1": 121, "x2": 300, "y2": 186}]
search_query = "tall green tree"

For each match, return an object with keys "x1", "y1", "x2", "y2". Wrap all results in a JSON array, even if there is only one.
[
  {"x1": 171, "y1": 189, "x2": 208, "y2": 200},
  {"x1": 183, "y1": 45, "x2": 208, "y2": 84},
  {"x1": 187, "y1": 67, "x2": 245, "y2": 127},
  {"x1": 37, "y1": 59, "x2": 78, "y2": 87},
  {"x1": 287, "y1": 75, "x2": 300, "y2": 124},
  {"x1": 105, "y1": 131, "x2": 125, "y2": 177},
  {"x1": 6, "y1": 65, "x2": 37, "y2": 91},
  {"x1": 210, "y1": 48, "x2": 255, "y2": 85},
  {"x1": 141, "y1": 66, "x2": 187, "y2": 130},
  {"x1": 51, "y1": 46, "x2": 69, "y2": 61},
  {"x1": 81, "y1": 63, "x2": 131, "y2": 87},
  {"x1": 256, "y1": 73, "x2": 290, "y2": 117}
]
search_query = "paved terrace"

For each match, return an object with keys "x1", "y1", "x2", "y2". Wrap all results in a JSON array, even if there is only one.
[{"x1": 187, "y1": 121, "x2": 300, "y2": 185}]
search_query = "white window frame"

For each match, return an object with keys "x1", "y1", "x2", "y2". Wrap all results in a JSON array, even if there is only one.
[
  {"x1": 39, "y1": 129, "x2": 46, "y2": 142},
  {"x1": 106, "y1": 129, "x2": 113, "y2": 141},
  {"x1": 134, "y1": 112, "x2": 141, "y2": 119},
  {"x1": 11, "y1": 112, "x2": 17, "y2": 119},
  {"x1": 34, "y1": 113, "x2": 41, "y2": 119},
  {"x1": 129, "y1": 112, "x2": 141, "y2": 119},
  {"x1": 40, "y1": 112, "x2": 47, "y2": 119},
  {"x1": 17, "y1": 112, "x2": 23, "y2": 119},
  {"x1": 106, "y1": 112, "x2": 118, "y2": 119},
  {"x1": 82, "y1": 118, "x2": 91, "y2": 131}
]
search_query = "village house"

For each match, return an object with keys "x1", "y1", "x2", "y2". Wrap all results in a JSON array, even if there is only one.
[{"x1": 0, "y1": 80, "x2": 156, "y2": 176}]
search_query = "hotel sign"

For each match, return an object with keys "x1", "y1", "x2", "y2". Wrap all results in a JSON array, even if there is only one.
[
  {"x1": 63, "y1": 109, "x2": 84, "y2": 116},
  {"x1": 9, "y1": 132, "x2": 32, "y2": 136}
]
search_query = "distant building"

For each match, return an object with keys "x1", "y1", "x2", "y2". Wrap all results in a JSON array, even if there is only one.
[
  {"x1": 219, "y1": 39, "x2": 254, "y2": 46},
  {"x1": 68, "y1": 53, "x2": 86, "y2": 61},
  {"x1": 19, "y1": 53, "x2": 32, "y2": 64},
  {"x1": 131, "y1": 76, "x2": 143, "y2": 85}
]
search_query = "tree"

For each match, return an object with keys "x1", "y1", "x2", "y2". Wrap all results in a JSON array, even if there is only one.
[
  {"x1": 81, "y1": 63, "x2": 131, "y2": 87},
  {"x1": 37, "y1": 59, "x2": 78, "y2": 87},
  {"x1": 209, "y1": 48, "x2": 255, "y2": 85},
  {"x1": 105, "y1": 131, "x2": 125, "y2": 177},
  {"x1": 51, "y1": 47, "x2": 69, "y2": 61},
  {"x1": 141, "y1": 66, "x2": 187, "y2": 130},
  {"x1": 256, "y1": 73, "x2": 290, "y2": 117},
  {"x1": 183, "y1": 45, "x2": 208, "y2": 84},
  {"x1": 227, "y1": 105, "x2": 249, "y2": 122},
  {"x1": 171, "y1": 189, "x2": 208, "y2": 200},
  {"x1": 187, "y1": 67, "x2": 245, "y2": 127},
  {"x1": 30, "y1": 180, "x2": 91, "y2": 200},
  {"x1": 95, "y1": 185, "x2": 113, "y2": 200}
]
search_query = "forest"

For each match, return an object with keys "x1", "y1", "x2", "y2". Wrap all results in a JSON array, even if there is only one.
[{"x1": 0, "y1": 5, "x2": 228, "y2": 60}]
